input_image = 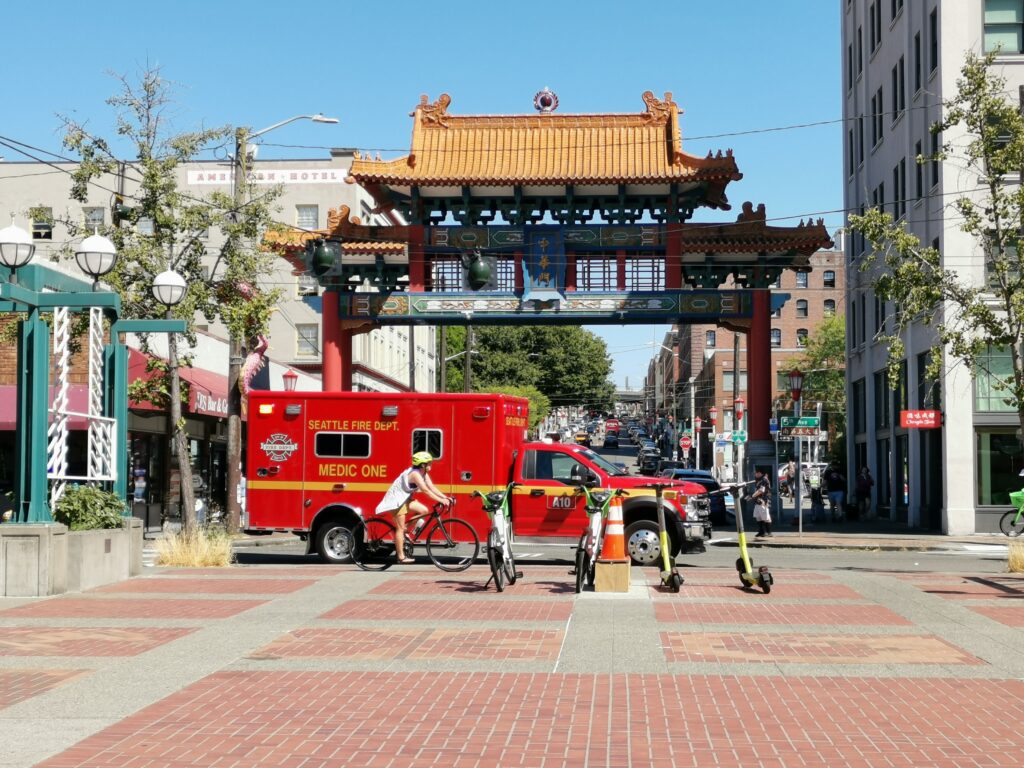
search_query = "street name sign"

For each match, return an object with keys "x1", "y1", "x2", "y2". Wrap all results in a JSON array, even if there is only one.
[{"x1": 779, "y1": 416, "x2": 820, "y2": 428}]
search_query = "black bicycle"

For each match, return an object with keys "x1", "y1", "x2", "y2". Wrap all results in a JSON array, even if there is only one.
[{"x1": 351, "y1": 500, "x2": 479, "y2": 572}]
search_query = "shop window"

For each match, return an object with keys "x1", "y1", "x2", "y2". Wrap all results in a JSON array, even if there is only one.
[
  {"x1": 315, "y1": 432, "x2": 371, "y2": 459},
  {"x1": 412, "y1": 428, "x2": 443, "y2": 459},
  {"x1": 977, "y1": 429, "x2": 1024, "y2": 505}
]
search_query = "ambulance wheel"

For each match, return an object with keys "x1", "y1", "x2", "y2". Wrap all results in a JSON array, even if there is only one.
[
  {"x1": 316, "y1": 521, "x2": 355, "y2": 564},
  {"x1": 625, "y1": 520, "x2": 661, "y2": 566}
]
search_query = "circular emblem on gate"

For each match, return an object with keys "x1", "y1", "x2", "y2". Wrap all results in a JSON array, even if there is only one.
[{"x1": 261, "y1": 432, "x2": 299, "y2": 462}]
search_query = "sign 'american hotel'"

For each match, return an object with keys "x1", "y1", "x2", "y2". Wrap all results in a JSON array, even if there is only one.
[{"x1": 187, "y1": 169, "x2": 344, "y2": 185}]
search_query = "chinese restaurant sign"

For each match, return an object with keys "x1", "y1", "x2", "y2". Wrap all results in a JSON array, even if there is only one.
[{"x1": 900, "y1": 409, "x2": 941, "y2": 428}]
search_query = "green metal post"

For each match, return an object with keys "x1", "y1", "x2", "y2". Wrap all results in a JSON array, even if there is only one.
[
  {"x1": 25, "y1": 307, "x2": 52, "y2": 522},
  {"x1": 108, "y1": 340, "x2": 129, "y2": 502}
]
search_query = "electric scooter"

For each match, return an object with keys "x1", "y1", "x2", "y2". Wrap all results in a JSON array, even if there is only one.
[
  {"x1": 637, "y1": 482, "x2": 683, "y2": 592},
  {"x1": 725, "y1": 481, "x2": 773, "y2": 594}
]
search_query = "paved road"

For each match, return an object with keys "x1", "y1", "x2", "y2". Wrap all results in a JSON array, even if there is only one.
[{"x1": 1, "y1": 543, "x2": 1022, "y2": 766}]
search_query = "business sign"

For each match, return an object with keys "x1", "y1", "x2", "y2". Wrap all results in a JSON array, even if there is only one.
[
  {"x1": 187, "y1": 169, "x2": 347, "y2": 186},
  {"x1": 779, "y1": 426, "x2": 819, "y2": 437},
  {"x1": 900, "y1": 409, "x2": 941, "y2": 428}
]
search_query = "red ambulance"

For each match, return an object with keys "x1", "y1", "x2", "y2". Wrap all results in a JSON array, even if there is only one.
[{"x1": 245, "y1": 391, "x2": 711, "y2": 565}]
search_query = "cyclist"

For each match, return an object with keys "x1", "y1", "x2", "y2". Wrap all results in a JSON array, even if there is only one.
[{"x1": 375, "y1": 451, "x2": 452, "y2": 564}]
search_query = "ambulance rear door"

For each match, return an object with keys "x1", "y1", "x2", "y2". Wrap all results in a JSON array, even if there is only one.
[{"x1": 247, "y1": 394, "x2": 306, "y2": 530}]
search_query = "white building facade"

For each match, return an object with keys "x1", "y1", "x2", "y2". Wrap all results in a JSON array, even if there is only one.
[{"x1": 842, "y1": 0, "x2": 1021, "y2": 533}]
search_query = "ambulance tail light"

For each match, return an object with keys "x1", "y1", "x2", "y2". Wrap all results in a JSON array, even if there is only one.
[
  {"x1": 258, "y1": 403, "x2": 274, "y2": 415},
  {"x1": 472, "y1": 406, "x2": 491, "y2": 419}
]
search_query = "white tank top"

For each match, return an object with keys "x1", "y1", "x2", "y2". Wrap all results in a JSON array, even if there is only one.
[{"x1": 376, "y1": 467, "x2": 419, "y2": 514}]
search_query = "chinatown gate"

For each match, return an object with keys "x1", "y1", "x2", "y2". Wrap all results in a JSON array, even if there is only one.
[{"x1": 270, "y1": 90, "x2": 831, "y2": 467}]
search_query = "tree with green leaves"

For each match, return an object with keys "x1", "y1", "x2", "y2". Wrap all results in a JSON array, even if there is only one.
[
  {"x1": 438, "y1": 325, "x2": 615, "y2": 413},
  {"x1": 793, "y1": 314, "x2": 847, "y2": 460},
  {"x1": 849, "y1": 51, "x2": 1024, "y2": 448},
  {"x1": 44, "y1": 68, "x2": 283, "y2": 533}
]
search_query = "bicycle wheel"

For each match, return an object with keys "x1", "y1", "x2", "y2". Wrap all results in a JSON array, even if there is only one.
[
  {"x1": 426, "y1": 517, "x2": 479, "y2": 572},
  {"x1": 487, "y1": 530, "x2": 505, "y2": 592},
  {"x1": 574, "y1": 532, "x2": 587, "y2": 594},
  {"x1": 352, "y1": 517, "x2": 397, "y2": 571},
  {"x1": 999, "y1": 510, "x2": 1024, "y2": 537},
  {"x1": 503, "y1": 541, "x2": 517, "y2": 585}
]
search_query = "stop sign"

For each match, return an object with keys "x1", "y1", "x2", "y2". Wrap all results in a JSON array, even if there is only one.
[{"x1": 679, "y1": 435, "x2": 692, "y2": 451}]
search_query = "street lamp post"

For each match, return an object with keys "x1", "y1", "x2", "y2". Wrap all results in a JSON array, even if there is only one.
[
  {"x1": 708, "y1": 406, "x2": 718, "y2": 478},
  {"x1": 788, "y1": 369, "x2": 806, "y2": 535},
  {"x1": 226, "y1": 113, "x2": 339, "y2": 534},
  {"x1": 734, "y1": 396, "x2": 746, "y2": 513}
]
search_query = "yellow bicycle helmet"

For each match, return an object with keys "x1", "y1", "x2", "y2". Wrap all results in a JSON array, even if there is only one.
[{"x1": 411, "y1": 451, "x2": 434, "y2": 467}]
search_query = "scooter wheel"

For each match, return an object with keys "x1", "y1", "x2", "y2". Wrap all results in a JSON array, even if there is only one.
[
  {"x1": 670, "y1": 572, "x2": 683, "y2": 592},
  {"x1": 735, "y1": 557, "x2": 745, "y2": 573},
  {"x1": 758, "y1": 573, "x2": 772, "y2": 594}
]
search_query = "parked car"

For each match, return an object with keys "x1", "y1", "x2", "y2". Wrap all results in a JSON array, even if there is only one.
[
  {"x1": 603, "y1": 430, "x2": 619, "y2": 448},
  {"x1": 657, "y1": 458, "x2": 684, "y2": 475},
  {"x1": 660, "y1": 468, "x2": 731, "y2": 526},
  {"x1": 638, "y1": 450, "x2": 661, "y2": 475}
]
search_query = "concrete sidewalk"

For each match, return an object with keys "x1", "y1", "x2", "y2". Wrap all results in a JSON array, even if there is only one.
[{"x1": 0, "y1": 549, "x2": 1022, "y2": 766}]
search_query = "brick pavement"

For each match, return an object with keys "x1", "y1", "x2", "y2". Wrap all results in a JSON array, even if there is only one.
[{"x1": 0, "y1": 561, "x2": 1022, "y2": 766}]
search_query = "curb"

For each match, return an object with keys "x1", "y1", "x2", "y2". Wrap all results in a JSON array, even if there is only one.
[{"x1": 708, "y1": 537, "x2": 1009, "y2": 553}]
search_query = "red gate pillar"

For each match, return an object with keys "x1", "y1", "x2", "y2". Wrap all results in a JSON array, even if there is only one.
[
  {"x1": 322, "y1": 289, "x2": 347, "y2": 392},
  {"x1": 747, "y1": 290, "x2": 771, "y2": 441}
]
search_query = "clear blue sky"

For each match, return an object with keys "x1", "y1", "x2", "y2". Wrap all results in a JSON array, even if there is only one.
[{"x1": 1, "y1": 0, "x2": 841, "y2": 388}]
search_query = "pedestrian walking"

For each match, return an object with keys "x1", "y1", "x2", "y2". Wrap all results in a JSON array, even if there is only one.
[
  {"x1": 751, "y1": 467, "x2": 773, "y2": 538},
  {"x1": 856, "y1": 467, "x2": 874, "y2": 520},
  {"x1": 824, "y1": 462, "x2": 847, "y2": 522}
]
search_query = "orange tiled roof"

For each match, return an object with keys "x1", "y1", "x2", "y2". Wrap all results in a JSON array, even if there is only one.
[
  {"x1": 678, "y1": 203, "x2": 834, "y2": 254},
  {"x1": 263, "y1": 209, "x2": 406, "y2": 276},
  {"x1": 348, "y1": 92, "x2": 742, "y2": 188}
]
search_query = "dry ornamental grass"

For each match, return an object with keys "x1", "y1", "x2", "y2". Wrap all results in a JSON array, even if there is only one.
[
  {"x1": 1009, "y1": 541, "x2": 1024, "y2": 574},
  {"x1": 155, "y1": 528, "x2": 234, "y2": 568}
]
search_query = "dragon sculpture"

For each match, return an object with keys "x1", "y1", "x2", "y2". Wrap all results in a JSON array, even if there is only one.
[{"x1": 239, "y1": 334, "x2": 270, "y2": 418}]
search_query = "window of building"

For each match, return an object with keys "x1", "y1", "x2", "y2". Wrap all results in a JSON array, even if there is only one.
[
  {"x1": 796, "y1": 328, "x2": 809, "y2": 347},
  {"x1": 722, "y1": 371, "x2": 748, "y2": 392},
  {"x1": 874, "y1": 295, "x2": 884, "y2": 337},
  {"x1": 796, "y1": 271, "x2": 808, "y2": 289},
  {"x1": 914, "y1": 31, "x2": 922, "y2": 91},
  {"x1": 137, "y1": 217, "x2": 155, "y2": 236},
  {"x1": 977, "y1": 429, "x2": 1023, "y2": 504},
  {"x1": 874, "y1": 369, "x2": 891, "y2": 428},
  {"x1": 32, "y1": 208, "x2": 53, "y2": 240},
  {"x1": 857, "y1": 26, "x2": 864, "y2": 73},
  {"x1": 853, "y1": 378, "x2": 867, "y2": 433},
  {"x1": 859, "y1": 292, "x2": 867, "y2": 346},
  {"x1": 931, "y1": 131, "x2": 940, "y2": 186},
  {"x1": 705, "y1": 330, "x2": 716, "y2": 348},
  {"x1": 297, "y1": 275, "x2": 319, "y2": 297},
  {"x1": 296, "y1": 324, "x2": 319, "y2": 357},
  {"x1": 872, "y1": 181, "x2": 885, "y2": 214},
  {"x1": 917, "y1": 349, "x2": 941, "y2": 410},
  {"x1": 823, "y1": 270, "x2": 836, "y2": 288},
  {"x1": 824, "y1": 298, "x2": 836, "y2": 316},
  {"x1": 857, "y1": 115, "x2": 865, "y2": 163},
  {"x1": 847, "y1": 129, "x2": 855, "y2": 174},
  {"x1": 985, "y1": 0, "x2": 1024, "y2": 53},
  {"x1": 975, "y1": 346, "x2": 1017, "y2": 411},
  {"x1": 315, "y1": 431, "x2": 371, "y2": 459},
  {"x1": 898, "y1": 56, "x2": 905, "y2": 111},
  {"x1": 869, "y1": 2, "x2": 882, "y2": 51},
  {"x1": 847, "y1": 44, "x2": 854, "y2": 90},
  {"x1": 891, "y1": 59, "x2": 905, "y2": 120},
  {"x1": 771, "y1": 305, "x2": 782, "y2": 318},
  {"x1": 412, "y1": 428, "x2": 444, "y2": 460},
  {"x1": 891, "y1": 0, "x2": 903, "y2": 20},
  {"x1": 796, "y1": 299, "x2": 809, "y2": 317},
  {"x1": 83, "y1": 207, "x2": 104, "y2": 230},
  {"x1": 929, "y1": 9, "x2": 938, "y2": 72},
  {"x1": 869, "y1": 3, "x2": 878, "y2": 52},
  {"x1": 914, "y1": 140, "x2": 923, "y2": 198},
  {"x1": 770, "y1": 328, "x2": 782, "y2": 347},
  {"x1": 851, "y1": 296, "x2": 859, "y2": 345},
  {"x1": 296, "y1": 205, "x2": 319, "y2": 230},
  {"x1": 871, "y1": 88, "x2": 884, "y2": 146}
]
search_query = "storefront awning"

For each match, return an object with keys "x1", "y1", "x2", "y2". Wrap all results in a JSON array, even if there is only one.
[
  {"x1": 128, "y1": 348, "x2": 230, "y2": 419},
  {"x1": 0, "y1": 385, "x2": 91, "y2": 430}
]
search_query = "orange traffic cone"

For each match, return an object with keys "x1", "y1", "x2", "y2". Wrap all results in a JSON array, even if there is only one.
[{"x1": 600, "y1": 495, "x2": 629, "y2": 562}]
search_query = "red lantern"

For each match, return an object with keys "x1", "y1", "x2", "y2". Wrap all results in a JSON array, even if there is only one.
[
  {"x1": 734, "y1": 396, "x2": 745, "y2": 424},
  {"x1": 708, "y1": 406, "x2": 718, "y2": 427},
  {"x1": 694, "y1": 416, "x2": 702, "y2": 431},
  {"x1": 788, "y1": 368, "x2": 804, "y2": 402}
]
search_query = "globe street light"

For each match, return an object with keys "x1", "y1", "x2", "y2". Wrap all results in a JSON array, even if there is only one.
[
  {"x1": 75, "y1": 232, "x2": 118, "y2": 288},
  {"x1": 0, "y1": 222, "x2": 37, "y2": 277},
  {"x1": 152, "y1": 269, "x2": 187, "y2": 307}
]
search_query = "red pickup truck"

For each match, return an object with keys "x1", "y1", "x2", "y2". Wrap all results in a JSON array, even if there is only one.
[{"x1": 245, "y1": 391, "x2": 712, "y2": 565}]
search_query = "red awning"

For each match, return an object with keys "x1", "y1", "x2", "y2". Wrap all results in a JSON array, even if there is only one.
[
  {"x1": 128, "y1": 348, "x2": 230, "y2": 418},
  {"x1": 0, "y1": 384, "x2": 91, "y2": 430}
]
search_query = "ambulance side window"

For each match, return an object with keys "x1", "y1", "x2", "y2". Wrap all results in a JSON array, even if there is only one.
[
  {"x1": 412, "y1": 429, "x2": 443, "y2": 459},
  {"x1": 315, "y1": 432, "x2": 371, "y2": 458},
  {"x1": 522, "y1": 450, "x2": 584, "y2": 485}
]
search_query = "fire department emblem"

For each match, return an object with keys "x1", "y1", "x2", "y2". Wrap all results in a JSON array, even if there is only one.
[{"x1": 261, "y1": 433, "x2": 299, "y2": 462}]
